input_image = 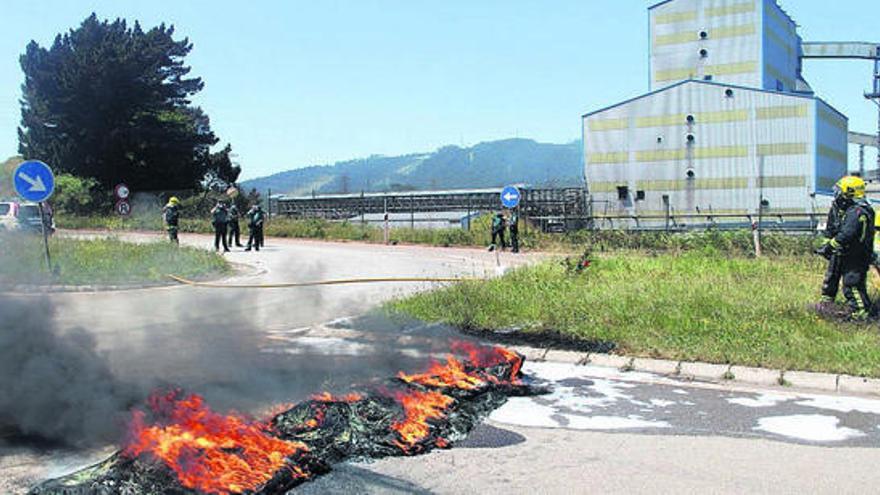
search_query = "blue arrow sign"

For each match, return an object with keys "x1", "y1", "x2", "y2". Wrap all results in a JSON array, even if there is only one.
[
  {"x1": 13, "y1": 160, "x2": 55, "y2": 202},
  {"x1": 500, "y1": 186, "x2": 521, "y2": 208}
]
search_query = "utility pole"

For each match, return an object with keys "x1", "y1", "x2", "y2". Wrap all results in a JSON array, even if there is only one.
[{"x1": 867, "y1": 46, "x2": 880, "y2": 175}]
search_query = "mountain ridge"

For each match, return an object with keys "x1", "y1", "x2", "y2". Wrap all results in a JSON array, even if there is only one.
[{"x1": 241, "y1": 138, "x2": 583, "y2": 196}]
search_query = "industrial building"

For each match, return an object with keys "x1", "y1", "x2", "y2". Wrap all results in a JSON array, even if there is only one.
[{"x1": 583, "y1": 0, "x2": 877, "y2": 224}]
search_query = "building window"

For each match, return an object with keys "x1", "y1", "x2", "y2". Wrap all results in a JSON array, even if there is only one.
[
  {"x1": 699, "y1": 30, "x2": 709, "y2": 40},
  {"x1": 725, "y1": 88, "x2": 734, "y2": 98},
  {"x1": 704, "y1": 75, "x2": 713, "y2": 81},
  {"x1": 699, "y1": 49, "x2": 709, "y2": 58},
  {"x1": 617, "y1": 186, "x2": 629, "y2": 201},
  {"x1": 686, "y1": 133, "x2": 696, "y2": 144},
  {"x1": 636, "y1": 190, "x2": 646, "y2": 201},
  {"x1": 686, "y1": 169, "x2": 696, "y2": 179},
  {"x1": 686, "y1": 114, "x2": 695, "y2": 124}
]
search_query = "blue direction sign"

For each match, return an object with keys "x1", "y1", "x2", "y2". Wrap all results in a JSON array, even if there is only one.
[
  {"x1": 500, "y1": 185, "x2": 521, "y2": 208},
  {"x1": 13, "y1": 160, "x2": 55, "y2": 202}
]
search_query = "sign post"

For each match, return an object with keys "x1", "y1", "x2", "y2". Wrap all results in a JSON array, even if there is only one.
[{"x1": 13, "y1": 160, "x2": 55, "y2": 270}]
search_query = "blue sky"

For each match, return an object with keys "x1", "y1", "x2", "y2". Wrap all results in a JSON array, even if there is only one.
[{"x1": 2, "y1": 1, "x2": 878, "y2": 179}]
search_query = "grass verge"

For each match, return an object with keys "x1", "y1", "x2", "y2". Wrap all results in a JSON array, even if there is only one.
[
  {"x1": 387, "y1": 252, "x2": 880, "y2": 377},
  {"x1": 58, "y1": 214, "x2": 816, "y2": 254},
  {"x1": 0, "y1": 234, "x2": 229, "y2": 286}
]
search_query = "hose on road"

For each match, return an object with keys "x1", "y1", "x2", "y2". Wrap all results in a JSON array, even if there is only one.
[{"x1": 167, "y1": 274, "x2": 477, "y2": 289}]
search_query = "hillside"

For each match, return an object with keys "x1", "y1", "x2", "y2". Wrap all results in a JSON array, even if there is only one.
[{"x1": 241, "y1": 139, "x2": 583, "y2": 196}]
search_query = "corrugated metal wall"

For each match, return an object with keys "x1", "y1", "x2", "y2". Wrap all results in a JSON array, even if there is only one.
[
  {"x1": 761, "y1": 0, "x2": 800, "y2": 92},
  {"x1": 584, "y1": 81, "x2": 818, "y2": 217},
  {"x1": 815, "y1": 99, "x2": 849, "y2": 193},
  {"x1": 651, "y1": 0, "x2": 763, "y2": 90}
]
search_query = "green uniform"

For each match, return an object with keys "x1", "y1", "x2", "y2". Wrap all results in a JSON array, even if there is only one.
[{"x1": 509, "y1": 211, "x2": 520, "y2": 253}]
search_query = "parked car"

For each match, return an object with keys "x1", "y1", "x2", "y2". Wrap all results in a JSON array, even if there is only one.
[{"x1": 0, "y1": 201, "x2": 54, "y2": 234}]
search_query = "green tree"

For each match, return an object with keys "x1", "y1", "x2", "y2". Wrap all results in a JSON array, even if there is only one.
[
  {"x1": 53, "y1": 173, "x2": 100, "y2": 215},
  {"x1": 17, "y1": 14, "x2": 240, "y2": 191}
]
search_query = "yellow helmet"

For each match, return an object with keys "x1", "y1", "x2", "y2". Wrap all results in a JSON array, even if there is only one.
[
  {"x1": 834, "y1": 176, "x2": 866, "y2": 200},
  {"x1": 169, "y1": 196, "x2": 180, "y2": 205}
]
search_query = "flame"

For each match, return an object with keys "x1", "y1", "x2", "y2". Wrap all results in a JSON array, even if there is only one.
[
  {"x1": 390, "y1": 389, "x2": 455, "y2": 450},
  {"x1": 124, "y1": 391, "x2": 310, "y2": 495},
  {"x1": 397, "y1": 355, "x2": 486, "y2": 390},
  {"x1": 121, "y1": 343, "x2": 524, "y2": 492}
]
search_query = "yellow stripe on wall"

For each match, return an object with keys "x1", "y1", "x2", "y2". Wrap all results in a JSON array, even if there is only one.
[
  {"x1": 654, "y1": 10, "x2": 698, "y2": 24},
  {"x1": 706, "y1": 2, "x2": 757, "y2": 17},
  {"x1": 760, "y1": 176, "x2": 809, "y2": 188},
  {"x1": 636, "y1": 114, "x2": 687, "y2": 128},
  {"x1": 654, "y1": 23, "x2": 756, "y2": 46},
  {"x1": 694, "y1": 146, "x2": 749, "y2": 159},
  {"x1": 588, "y1": 152, "x2": 629, "y2": 164},
  {"x1": 757, "y1": 142, "x2": 808, "y2": 155},
  {"x1": 714, "y1": 23, "x2": 757, "y2": 38},
  {"x1": 636, "y1": 178, "x2": 749, "y2": 191},
  {"x1": 654, "y1": 32, "x2": 699, "y2": 46},
  {"x1": 819, "y1": 145, "x2": 848, "y2": 164},
  {"x1": 756, "y1": 105, "x2": 808, "y2": 119},
  {"x1": 655, "y1": 61, "x2": 757, "y2": 82},
  {"x1": 819, "y1": 109, "x2": 847, "y2": 134},
  {"x1": 655, "y1": 68, "x2": 696, "y2": 82},
  {"x1": 635, "y1": 146, "x2": 747, "y2": 162},
  {"x1": 635, "y1": 149, "x2": 687, "y2": 161},
  {"x1": 709, "y1": 61, "x2": 758, "y2": 75},
  {"x1": 699, "y1": 110, "x2": 750, "y2": 123},
  {"x1": 588, "y1": 119, "x2": 628, "y2": 131}
]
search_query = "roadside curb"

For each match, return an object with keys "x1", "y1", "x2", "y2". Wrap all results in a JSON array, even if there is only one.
[{"x1": 509, "y1": 345, "x2": 878, "y2": 397}]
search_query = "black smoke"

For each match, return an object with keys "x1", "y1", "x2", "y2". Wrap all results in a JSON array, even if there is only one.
[{"x1": 0, "y1": 297, "x2": 139, "y2": 447}]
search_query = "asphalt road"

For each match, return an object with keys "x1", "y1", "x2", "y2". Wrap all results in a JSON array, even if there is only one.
[{"x1": 3, "y1": 232, "x2": 880, "y2": 494}]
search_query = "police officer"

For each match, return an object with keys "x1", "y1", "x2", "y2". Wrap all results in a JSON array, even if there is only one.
[
  {"x1": 508, "y1": 208, "x2": 520, "y2": 254},
  {"x1": 818, "y1": 176, "x2": 875, "y2": 320},
  {"x1": 245, "y1": 204, "x2": 265, "y2": 252},
  {"x1": 210, "y1": 201, "x2": 230, "y2": 252},
  {"x1": 162, "y1": 196, "x2": 180, "y2": 244},
  {"x1": 227, "y1": 203, "x2": 244, "y2": 248},
  {"x1": 489, "y1": 212, "x2": 506, "y2": 252}
]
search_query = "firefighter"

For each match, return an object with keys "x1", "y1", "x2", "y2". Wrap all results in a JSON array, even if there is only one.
[
  {"x1": 508, "y1": 208, "x2": 520, "y2": 253},
  {"x1": 488, "y1": 212, "x2": 506, "y2": 252},
  {"x1": 162, "y1": 196, "x2": 180, "y2": 244},
  {"x1": 817, "y1": 176, "x2": 875, "y2": 320},
  {"x1": 816, "y1": 186, "x2": 848, "y2": 305},
  {"x1": 245, "y1": 204, "x2": 265, "y2": 252},
  {"x1": 227, "y1": 203, "x2": 244, "y2": 248},
  {"x1": 210, "y1": 201, "x2": 230, "y2": 252}
]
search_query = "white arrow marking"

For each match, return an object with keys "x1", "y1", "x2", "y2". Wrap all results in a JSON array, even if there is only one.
[
  {"x1": 504, "y1": 192, "x2": 519, "y2": 202},
  {"x1": 18, "y1": 172, "x2": 46, "y2": 192}
]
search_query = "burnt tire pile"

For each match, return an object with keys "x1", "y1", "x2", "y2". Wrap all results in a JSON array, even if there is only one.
[{"x1": 30, "y1": 346, "x2": 544, "y2": 495}]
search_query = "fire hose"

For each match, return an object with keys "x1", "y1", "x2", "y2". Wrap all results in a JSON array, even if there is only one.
[{"x1": 167, "y1": 274, "x2": 477, "y2": 289}]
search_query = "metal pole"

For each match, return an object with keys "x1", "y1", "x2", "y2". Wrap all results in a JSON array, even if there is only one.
[
  {"x1": 466, "y1": 194, "x2": 471, "y2": 231},
  {"x1": 383, "y1": 197, "x2": 389, "y2": 244},
  {"x1": 410, "y1": 196, "x2": 414, "y2": 229},
  {"x1": 267, "y1": 188, "x2": 272, "y2": 220},
  {"x1": 38, "y1": 202, "x2": 51, "y2": 270}
]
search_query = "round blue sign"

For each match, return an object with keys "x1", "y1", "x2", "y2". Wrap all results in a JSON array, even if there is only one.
[
  {"x1": 13, "y1": 160, "x2": 55, "y2": 202},
  {"x1": 500, "y1": 186, "x2": 521, "y2": 208}
]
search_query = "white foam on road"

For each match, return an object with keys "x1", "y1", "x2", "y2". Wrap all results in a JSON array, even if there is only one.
[
  {"x1": 795, "y1": 395, "x2": 880, "y2": 415},
  {"x1": 727, "y1": 393, "x2": 790, "y2": 408},
  {"x1": 490, "y1": 361, "x2": 672, "y2": 431},
  {"x1": 755, "y1": 415, "x2": 865, "y2": 442}
]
